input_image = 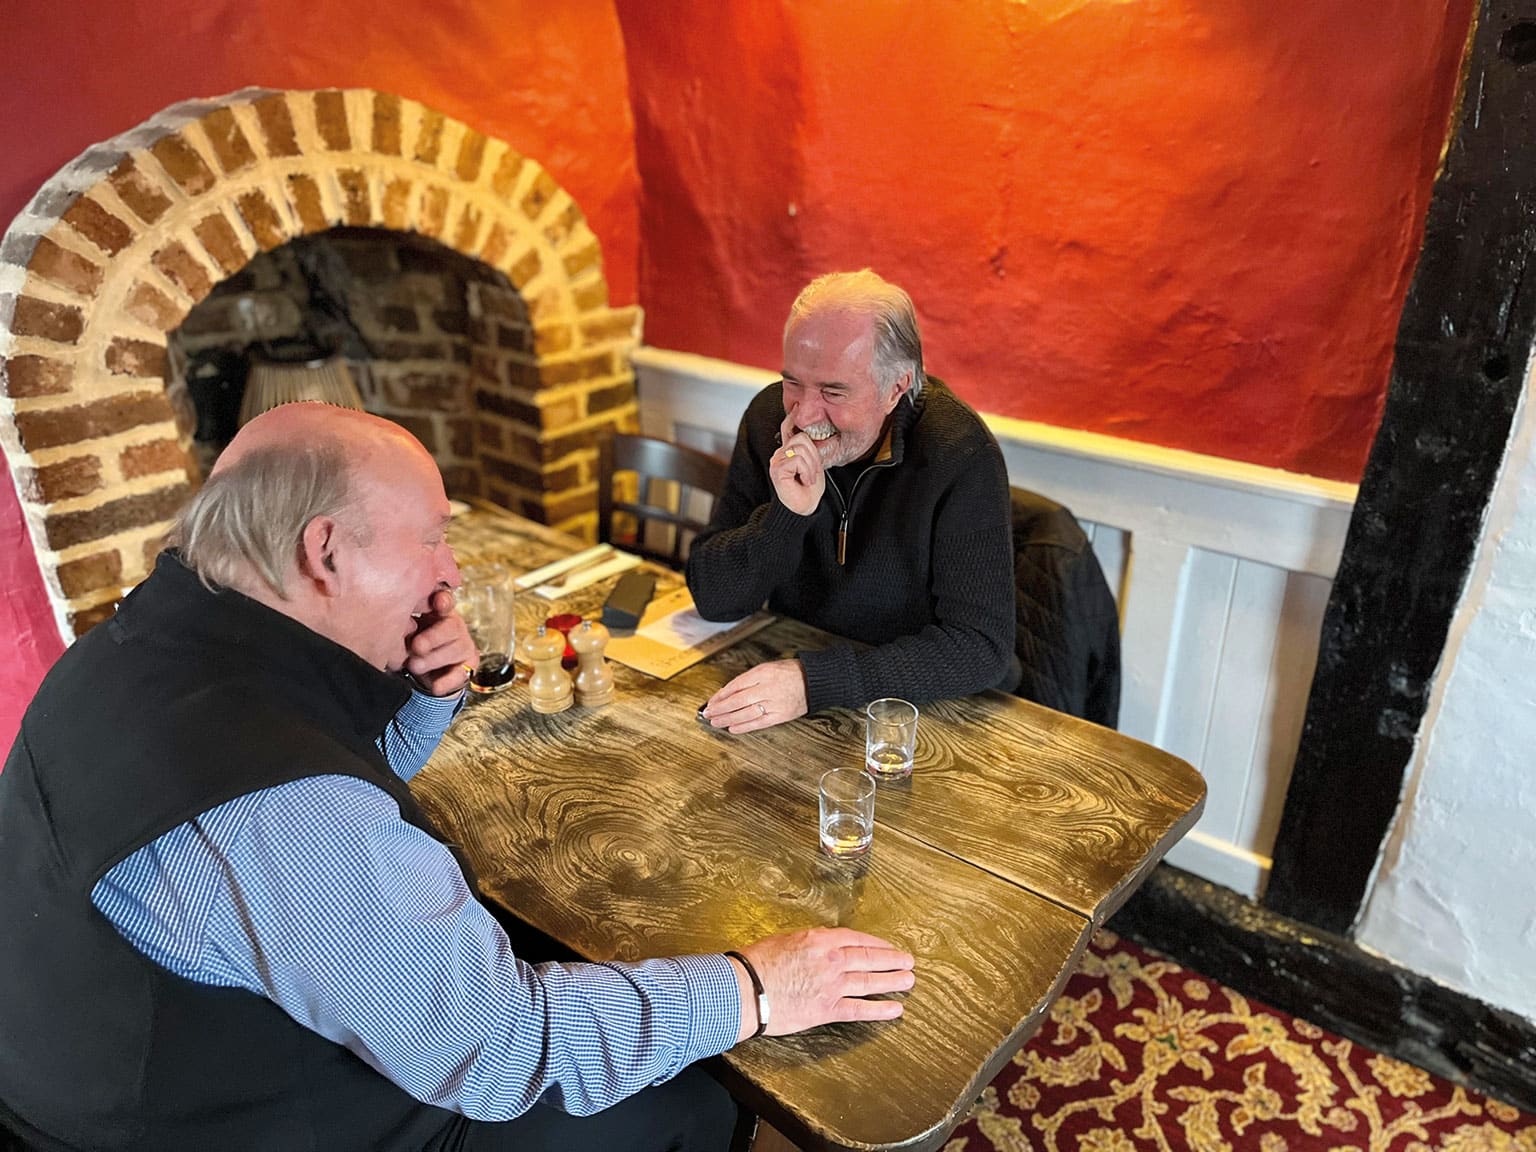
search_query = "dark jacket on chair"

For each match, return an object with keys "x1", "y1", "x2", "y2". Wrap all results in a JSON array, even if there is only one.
[{"x1": 1010, "y1": 489, "x2": 1122, "y2": 728}]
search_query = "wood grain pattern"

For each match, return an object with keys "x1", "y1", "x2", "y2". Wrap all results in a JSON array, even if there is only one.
[
  {"x1": 421, "y1": 506, "x2": 1205, "y2": 1152},
  {"x1": 689, "y1": 622, "x2": 1207, "y2": 925},
  {"x1": 419, "y1": 694, "x2": 1088, "y2": 1151}
]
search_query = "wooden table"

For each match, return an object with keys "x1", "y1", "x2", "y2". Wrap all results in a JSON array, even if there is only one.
[{"x1": 414, "y1": 505, "x2": 1206, "y2": 1152}]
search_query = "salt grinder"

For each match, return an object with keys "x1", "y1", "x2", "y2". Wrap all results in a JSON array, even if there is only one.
[
  {"x1": 570, "y1": 619, "x2": 615, "y2": 708},
  {"x1": 526, "y1": 625, "x2": 574, "y2": 714}
]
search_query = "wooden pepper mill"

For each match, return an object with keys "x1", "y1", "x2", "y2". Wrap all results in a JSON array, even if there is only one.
[
  {"x1": 526, "y1": 625, "x2": 573, "y2": 714},
  {"x1": 570, "y1": 619, "x2": 615, "y2": 708}
]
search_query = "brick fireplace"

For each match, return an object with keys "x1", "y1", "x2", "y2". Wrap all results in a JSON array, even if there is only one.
[{"x1": 0, "y1": 87, "x2": 641, "y2": 641}]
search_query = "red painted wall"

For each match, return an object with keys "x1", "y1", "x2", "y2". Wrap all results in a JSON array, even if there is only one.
[
  {"x1": 0, "y1": 0, "x2": 638, "y2": 750},
  {"x1": 617, "y1": 0, "x2": 1473, "y2": 483}
]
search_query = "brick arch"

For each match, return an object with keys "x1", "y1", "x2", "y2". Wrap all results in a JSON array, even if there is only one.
[{"x1": 0, "y1": 88, "x2": 640, "y2": 639}]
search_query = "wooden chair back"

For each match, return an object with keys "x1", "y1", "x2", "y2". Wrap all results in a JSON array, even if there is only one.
[{"x1": 597, "y1": 434, "x2": 730, "y2": 569}]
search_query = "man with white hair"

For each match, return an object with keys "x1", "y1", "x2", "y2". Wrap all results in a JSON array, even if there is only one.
[
  {"x1": 691, "y1": 270, "x2": 1016, "y2": 732},
  {"x1": 0, "y1": 403, "x2": 915, "y2": 1151}
]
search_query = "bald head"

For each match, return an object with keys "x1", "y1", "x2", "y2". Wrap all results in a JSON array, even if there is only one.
[
  {"x1": 174, "y1": 403, "x2": 436, "y2": 599},
  {"x1": 214, "y1": 402, "x2": 424, "y2": 481}
]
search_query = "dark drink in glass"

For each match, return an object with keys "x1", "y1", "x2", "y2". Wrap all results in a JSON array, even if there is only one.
[
  {"x1": 460, "y1": 562, "x2": 517, "y2": 695},
  {"x1": 471, "y1": 653, "x2": 515, "y2": 694}
]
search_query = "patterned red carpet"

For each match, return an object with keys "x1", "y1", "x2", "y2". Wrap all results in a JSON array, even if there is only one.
[{"x1": 944, "y1": 931, "x2": 1535, "y2": 1152}]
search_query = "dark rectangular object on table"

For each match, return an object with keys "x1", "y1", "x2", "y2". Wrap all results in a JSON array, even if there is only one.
[{"x1": 602, "y1": 570, "x2": 657, "y2": 630}]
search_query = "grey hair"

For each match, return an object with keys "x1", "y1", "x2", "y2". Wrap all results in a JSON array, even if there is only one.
[
  {"x1": 169, "y1": 440, "x2": 358, "y2": 598},
  {"x1": 786, "y1": 269, "x2": 925, "y2": 400}
]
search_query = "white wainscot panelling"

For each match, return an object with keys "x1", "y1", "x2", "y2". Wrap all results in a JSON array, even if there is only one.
[{"x1": 632, "y1": 348, "x2": 1357, "y2": 898}]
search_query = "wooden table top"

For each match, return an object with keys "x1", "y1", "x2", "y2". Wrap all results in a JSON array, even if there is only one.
[{"x1": 415, "y1": 505, "x2": 1206, "y2": 1152}]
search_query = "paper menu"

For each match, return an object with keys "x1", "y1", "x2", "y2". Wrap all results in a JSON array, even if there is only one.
[{"x1": 604, "y1": 587, "x2": 774, "y2": 679}]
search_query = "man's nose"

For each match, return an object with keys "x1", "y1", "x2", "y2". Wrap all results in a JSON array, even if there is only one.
[
  {"x1": 439, "y1": 546, "x2": 463, "y2": 591},
  {"x1": 795, "y1": 393, "x2": 827, "y2": 429}
]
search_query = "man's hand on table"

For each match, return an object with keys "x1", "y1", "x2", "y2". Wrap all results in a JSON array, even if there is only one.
[
  {"x1": 405, "y1": 588, "x2": 479, "y2": 697},
  {"x1": 770, "y1": 407, "x2": 827, "y2": 517},
  {"x1": 730, "y1": 928, "x2": 915, "y2": 1043},
  {"x1": 703, "y1": 659, "x2": 808, "y2": 732}
]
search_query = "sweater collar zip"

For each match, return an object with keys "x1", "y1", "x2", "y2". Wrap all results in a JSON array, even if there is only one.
[{"x1": 824, "y1": 392, "x2": 922, "y2": 566}]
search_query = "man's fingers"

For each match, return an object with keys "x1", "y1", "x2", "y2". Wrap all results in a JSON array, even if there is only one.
[
  {"x1": 715, "y1": 697, "x2": 771, "y2": 732},
  {"x1": 817, "y1": 929, "x2": 914, "y2": 958},
  {"x1": 784, "y1": 432, "x2": 821, "y2": 470},
  {"x1": 772, "y1": 426, "x2": 820, "y2": 475},
  {"x1": 839, "y1": 967, "x2": 916, "y2": 998},
  {"x1": 409, "y1": 633, "x2": 471, "y2": 672},
  {"x1": 768, "y1": 420, "x2": 825, "y2": 518},
  {"x1": 706, "y1": 672, "x2": 755, "y2": 709},
  {"x1": 833, "y1": 997, "x2": 905, "y2": 1023},
  {"x1": 404, "y1": 605, "x2": 477, "y2": 695},
  {"x1": 705, "y1": 673, "x2": 765, "y2": 712},
  {"x1": 779, "y1": 405, "x2": 799, "y2": 446},
  {"x1": 837, "y1": 941, "x2": 917, "y2": 971}
]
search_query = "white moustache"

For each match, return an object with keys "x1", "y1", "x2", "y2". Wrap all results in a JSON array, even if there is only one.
[{"x1": 799, "y1": 422, "x2": 837, "y2": 441}]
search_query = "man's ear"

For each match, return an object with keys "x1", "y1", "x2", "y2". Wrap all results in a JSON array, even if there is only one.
[
  {"x1": 883, "y1": 370, "x2": 913, "y2": 414},
  {"x1": 299, "y1": 516, "x2": 343, "y2": 595}
]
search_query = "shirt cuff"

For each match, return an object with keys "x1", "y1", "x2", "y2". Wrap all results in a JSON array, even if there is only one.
[
  {"x1": 673, "y1": 953, "x2": 743, "y2": 1061},
  {"x1": 381, "y1": 688, "x2": 464, "y2": 782},
  {"x1": 400, "y1": 685, "x2": 466, "y2": 727}
]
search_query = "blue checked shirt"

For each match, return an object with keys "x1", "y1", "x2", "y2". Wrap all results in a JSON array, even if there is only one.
[{"x1": 91, "y1": 688, "x2": 740, "y2": 1121}]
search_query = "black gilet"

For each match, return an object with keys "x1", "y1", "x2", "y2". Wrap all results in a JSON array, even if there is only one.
[{"x1": 0, "y1": 553, "x2": 462, "y2": 1151}]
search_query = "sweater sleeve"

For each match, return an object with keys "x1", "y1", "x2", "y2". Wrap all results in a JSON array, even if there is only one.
[
  {"x1": 798, "y1": 441, "x2": 1016, "y2": 713},
  {"x1": 686, "y1": 403, "x2": 817, "y2": 621}
]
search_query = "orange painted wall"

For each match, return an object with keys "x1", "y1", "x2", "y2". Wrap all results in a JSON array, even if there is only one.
[
  {"x1": 0, "y1": 0, "x2": 638, "y2": 748},
  {"x1": 617, "y1": 0, "x2": 1474, "y2": 482},
  {"x1": 0, "y1": 1, "x2": 1476, "y2": 748}
]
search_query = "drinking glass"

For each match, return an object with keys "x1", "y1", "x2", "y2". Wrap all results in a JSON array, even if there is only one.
[
  {"x1": 819, "y1": 768, "x2": 876, "y2": 857},
  {"x1": 459, "y1": 562, "x2": 517, "y2": 694},
  {"x1": 865, "y1": 698, "x2": 919, "y2": 780}
]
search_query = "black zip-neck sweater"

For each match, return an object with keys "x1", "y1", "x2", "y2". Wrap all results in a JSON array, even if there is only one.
[{"x1": 687, "y1": 378, "x2": 1015, "y2": 713}]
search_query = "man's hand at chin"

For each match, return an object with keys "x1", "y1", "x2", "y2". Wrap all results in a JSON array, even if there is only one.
[
  {"x1": 404, "y1": 589, "x2": 478, "y2": 696},
  {"x1": 769, "y1": 408, "x2": 827, "y2": 516}
]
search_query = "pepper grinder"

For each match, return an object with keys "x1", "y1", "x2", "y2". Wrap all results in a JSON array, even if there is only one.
[
  {"x1": 526, "y1": 625, "x2": 573, "y2": 714},
  {"x1": 570, "y1": 619, "x2": 615, "y2": 708}
]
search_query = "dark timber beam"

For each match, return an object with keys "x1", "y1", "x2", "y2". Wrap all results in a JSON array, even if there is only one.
[{"x1": 1266, "y1": 1, "x2": 1536, "y2": 931}]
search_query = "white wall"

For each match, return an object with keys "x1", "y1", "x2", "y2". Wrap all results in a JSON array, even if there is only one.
[{"x1": 1357, "y1": 363, "x2": 1536, "y2": 1024}]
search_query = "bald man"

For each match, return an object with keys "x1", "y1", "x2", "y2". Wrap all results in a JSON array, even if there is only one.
[{"x1": 0, "y1": 404, "x2": 914, "y2": 1152}]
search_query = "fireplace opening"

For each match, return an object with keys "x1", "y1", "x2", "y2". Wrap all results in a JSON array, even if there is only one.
[{"x1": 168, "y1": 226, "x2": 523, "y2": 498}]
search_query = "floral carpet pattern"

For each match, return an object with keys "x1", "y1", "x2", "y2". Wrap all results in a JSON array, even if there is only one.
[{"x1": 945, "y1": 931, "x2": 1535, "y2": 1152}]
